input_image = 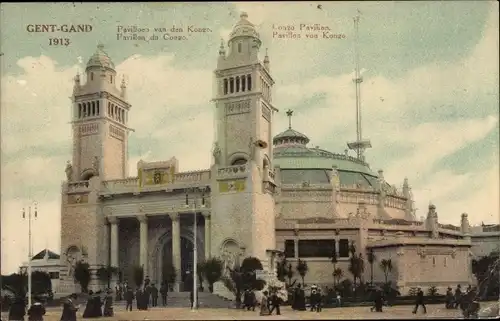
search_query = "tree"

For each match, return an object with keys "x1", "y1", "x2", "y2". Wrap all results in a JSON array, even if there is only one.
[
  {"x1": 367, "y1": 250, "x2": 375, "y2": 285},
  {"x1": 276, "y1": 257, "x2": 288, "y2": 282},
  {"x1": 333, "y1": 268, "x2": 343, "y2": 286},
  {"x1": 197, "y1": 262, "x2": 205, "y2": 292},
  {"x1": 224, "y1": 256, "x2": 265, "y2": 308},
  {"x1": 96, "y1": 265, "x2": 119, "y2": 288},
  {"x1": 331, "y1": 248, "x2": 338, "y2": 271},
  {"x1": 74, "y1": 260, "x2": 91, "y2": 293},
  {"x1": 472, "y1": 252, "x2": 500, "y2": 298},
  {"x1": 162, "y1": 262, "x2": 177, "y2": 290},
  {"x1": 296, "y1": 259, "x2": 308, "y2": 286},
  {"x1": 286, "y1": 263, "x2": 294, "y2": 286},
  {"x1": 133, "y1": 265, "x2": 144, "y2": 288},
  {"x1": 347, "y1": 243, "x2": 364, "y2": 289},
  {"x1": 380, "y1": 259, "x2": 393, "y2": 284},
  {"x1": 202, "y1": 257, "x2": 223, "y2": 293}
]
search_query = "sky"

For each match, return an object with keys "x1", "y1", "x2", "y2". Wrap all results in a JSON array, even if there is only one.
[{"x1": 1, "y1": 2, "x2": 499, "y2": 274}]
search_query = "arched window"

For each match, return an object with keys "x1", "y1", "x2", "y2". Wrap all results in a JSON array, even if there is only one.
[
  {"x1": 90, "y1": 72, "x2": 94, "y2": 81},
  {"x1": 110, "y1": 75, "x2": 113, "y2": 83},
  {"x1": 238, "y1": 43, "x2": 242, "y2": 53},
  {"x1": 223, "y1": 79, "x2": 228, "y2": 95},
  {"x1": 247, "y1": 74, "x2": 252, "y2": 91},
  {"x1": 229, "y1": 77, "x2": 234, "y2": 93},
  {"x1": 232, "y1": 158, "x2": 247, "y2": 165}
]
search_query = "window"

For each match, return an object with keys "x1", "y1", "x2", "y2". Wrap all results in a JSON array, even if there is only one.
[
  {"x1": 339, "y1": 239, "x2": 350, "y2": 257},
  {"x1": 232, "y1": 158, "x2": 247, "y2": 165},
  {"x1": 96, "y1": 101, "x2": 100, "y2": 115},
  {"x1": 78, "y1": 104, "x2": 82, "y2": 118},
  {"x1": 284, "y1": 240, "x2": 295, "y2": 258},
  {"x1": 229, "y1": 77, "x2": 234, "y2": 93},
  {"x1": 444, "y1": 257, "x2": 447, "y2": 267},
  {"x1": 90, "y1": 72, "x2": 94, "y2": 81},
  {"x1": 238, "y1": 43, "x2": 242, "y2": 53},
  {"x1": 432, "y1": 257, "x2": 436, "y2": 266},
  {"x1": 223, "y1": 79, "x2": 228, "y2": 95},
  {"x1": 110, "y1": 75, "x2": 113, "y2": 83},
  {"x1": 247, "y1": 74, "x2": 252, "y2": 91},
  {"x1": 242, "y1": 76, "x2": 246, "y2": 92},
  {"x1": 298, "y1": 239, "x2": 335, "y2": 258},
  {"x1": 49, "y1": 272, "x2": 59, "y2": 279},
  {"x1": 236, "y1": 76, "x2": 240, "y2": 92}
]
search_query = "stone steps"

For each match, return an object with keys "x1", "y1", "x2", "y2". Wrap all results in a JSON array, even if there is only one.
[{"x1": 114, "y1": 292, "x2": 233, "y2": 308}]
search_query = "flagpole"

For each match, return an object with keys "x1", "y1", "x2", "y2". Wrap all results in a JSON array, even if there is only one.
[{"x1": 23, "y1": 202, "x2": 37, "y2": 308}]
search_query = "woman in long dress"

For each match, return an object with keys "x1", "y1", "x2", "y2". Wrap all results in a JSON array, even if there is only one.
[
  {"x1": 103, "y1": 289, "x2": 114, "y2": 317},
  {"x1": 259, "y1": 291, "x2": 270, "y2": 316}
]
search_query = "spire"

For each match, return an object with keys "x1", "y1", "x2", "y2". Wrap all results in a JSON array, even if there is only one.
[
  {"x1": 347, "y1": 12, "x2": 372, "y2": 162},
  {"x1": 120, "y1": 75, "x2": 127, "y2": 99},
  {"x1": 286, "y1": 109, "x2": 293, "y2": 129},
  {"x1": 264, "y1": 48, "x2": 270, "y2": 71},
  {"x1": 219, "y1": 38, "x2": 226, "y2": 56},
  {"x1": 73, "y1": 72, "x2": 80, "y2": 93}
]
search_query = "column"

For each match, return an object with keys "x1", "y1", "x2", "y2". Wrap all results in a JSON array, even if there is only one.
[
  {"x1": 203, "y1": 212, "x2": 211, "y2": 259},
  {"x1": 138, "y1": 216, "x2": 148, "y2": 275},
  {"x1": 293, "y1": 227, "x2": 299, "y2": 260},
  {"x1": 108, "y1": 216, "x2": 119, "y2": 268},
  {"x1": 169, "y1": 213, "x2": 181, "y2": 292}
]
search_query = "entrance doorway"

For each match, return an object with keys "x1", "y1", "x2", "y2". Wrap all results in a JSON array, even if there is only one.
[{"x1": 162, "y1": 237, "x2": 194, "y2": 291}]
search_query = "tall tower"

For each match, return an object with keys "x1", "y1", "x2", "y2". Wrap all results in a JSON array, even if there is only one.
[
  {"x1": 211, "y1": 12, "x2": 278, "y2": 281},
  {"x1": 59, "y1": 45, "x2": 131, "y2": 294},
  {"x1": 71, "y1": 44, "x2": 131, "y2": 181}
]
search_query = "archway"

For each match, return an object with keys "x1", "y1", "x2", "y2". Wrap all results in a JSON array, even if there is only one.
[{"x1": 162, "y1": 237, "x2": 194, "y2": 291}]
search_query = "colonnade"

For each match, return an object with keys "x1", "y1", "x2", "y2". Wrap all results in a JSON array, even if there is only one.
[{"x1": 106, "y1": 212, "x2": 211, "y2": 291}]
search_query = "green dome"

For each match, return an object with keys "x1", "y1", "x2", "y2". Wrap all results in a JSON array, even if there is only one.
[{"x1": 272, "y1": 126, "x2": 379, "y2": 188}]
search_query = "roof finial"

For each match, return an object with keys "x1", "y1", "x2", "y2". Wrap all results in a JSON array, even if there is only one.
[
  {"x1": 286, "y1": 109, "x2": 293, "y2": 129},
  {"x1": 240, "y1": 11, "x2": 248, "y2": 19},
  {"x1": 97, "y1": 43, "x2": 104, "y2": 51},
  {"x1": 219, "y1": 38, "x2": 226, "y2": 55}
]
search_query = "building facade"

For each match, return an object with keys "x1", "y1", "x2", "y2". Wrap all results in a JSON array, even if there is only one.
[
  {"x1": 20, "y1": 249, "x2": 61, "y2": 294},
  {"x1": 58, "y1": 13, "x2": 499, "y2": 296}
]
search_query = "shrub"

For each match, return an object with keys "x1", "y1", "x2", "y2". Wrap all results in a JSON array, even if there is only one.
[
  {"x1": 408, "y1": 287, "x2": 419, "y2": 296},
  {"x1": 427, "y1": 285, "x2": 438, "y2": 296}
]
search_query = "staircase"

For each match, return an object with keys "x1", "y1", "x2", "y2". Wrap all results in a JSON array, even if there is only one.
[{"x1": 115, "y1": 292, "x2": 233, "y2": 309}]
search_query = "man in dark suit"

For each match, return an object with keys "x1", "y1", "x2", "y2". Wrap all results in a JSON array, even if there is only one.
[{"x1": 412, "y1": 288, "x2": 426, "y2": 314}]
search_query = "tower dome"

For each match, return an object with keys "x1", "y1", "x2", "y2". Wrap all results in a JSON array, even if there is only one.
[
  {"x1": 228, "y1": 12, "x2": 261, "y2": 45},
  {"x1": 86, "y1": 44, "x2": 115, "y2": 71}
]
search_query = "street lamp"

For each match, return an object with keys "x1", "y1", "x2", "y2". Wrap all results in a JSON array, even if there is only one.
[
  {"x1": 184, "y1": 187, "x2": 207, "y2": 310},
  {"x1": 22, "y1": 202, "x2": 38, "y2": 308}
]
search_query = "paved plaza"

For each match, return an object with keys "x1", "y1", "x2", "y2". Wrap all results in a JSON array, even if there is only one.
[{"x1": 3, "y1": 302, "x2": 498, "y2": 320}]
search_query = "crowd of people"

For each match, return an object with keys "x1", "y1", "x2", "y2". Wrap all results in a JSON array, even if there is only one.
[{"x1": 445, "y1": 284, "x2": 481, "y2": 318}]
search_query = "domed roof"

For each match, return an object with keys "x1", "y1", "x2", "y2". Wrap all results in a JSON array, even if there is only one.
[
  {"x1": 273, "y1": 128, "x2": 310, "y2": 145},
  {"x1": 86, "y1": 44, "x2": 115, "y2": 71},
  {"x1": 229, "y1": 12, "x2": 261, "y2": 43}
]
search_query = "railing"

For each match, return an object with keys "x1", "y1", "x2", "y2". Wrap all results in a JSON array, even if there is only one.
[
  {"x1": 67, "y1": 181, "x2": 90, "y2": 192},
  {"x1": 175, "y1": 170, "x2": 210, "y2": 182},
  {"x1": 438, "y1": 223, "x2": 461, "y2": 232},
  {"x1": 217, "y1": 164, "x2": 247, "y2": 177}
]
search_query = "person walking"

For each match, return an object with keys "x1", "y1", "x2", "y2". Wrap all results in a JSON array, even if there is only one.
[
  {"x1": 189, "y1": 289, "x2": 195, "y2": 309},
  {"x1": 103, "y1": 289, "x2": 114, "y2": 317},
  {"x1": 269, "y1": 291, "x2": 281, "y2": 315},
  {"x1": 150, "y1": 284, "x2": 159, "y2": 307},
  {"x1": 60, "y1": 293, "x2": 79, "y2": 321},
  {"x1": 412, "y1": 288, "x2": 426, "y2": 314},
  {"x1": 160, "y1": 282, "x2": 168, "y2": 306},
  {"x1": 259, "y1": 291, "x2": 270, "y2": 316},
  {"x1": 9, "y1": 296, "x2": 26, "y2": 321},
  {"x1": 27, "y1": 298, "x2": 46, "y2": 321},
  {"x1": 124, "y1": 287, "x2": 134, "y2": 312}
]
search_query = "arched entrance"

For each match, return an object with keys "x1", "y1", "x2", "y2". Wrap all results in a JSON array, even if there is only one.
[{"x1": 162, "y1": 237, "x2": 194, "y2": 291}]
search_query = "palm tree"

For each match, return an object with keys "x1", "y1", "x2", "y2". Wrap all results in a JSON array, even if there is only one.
[
  {"x1": 296, "y1": 259, "x2": 308, "y2": 286},
  {"x1": 333, "y1": 268, "x2": 343, "y2": 286},
  {"x1": 202, "y1": 257, "x2": 223, "y2": 293},
  {"x1": 347, "y1": 243, "x2": 364, "y2": 289},
  {"x1": 331, "y1": 248, "x2": 338, "y2": 271},
  {"x1": 380, "y1": 259, "x2": 393, "y2": 284},
  {"x1": 74, "y1": 260, "x2": 91, "y2": 293},
  {"x1": 367, "y1": 250, "x2": 375, "y2": 285},
  {"x1": 286, "y1": 263, "x2": 294, "y2": 286},
  {"x1": 96, "y1": 265, "x2": 119, "y2": 288}
]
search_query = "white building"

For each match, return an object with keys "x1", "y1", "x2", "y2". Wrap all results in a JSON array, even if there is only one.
[
  {"x1": 58, "y1": 12, "x2": 499, "y2": 297},
  {"x1": 20, "y1": 249, "x2": 61, "y2": 293}
]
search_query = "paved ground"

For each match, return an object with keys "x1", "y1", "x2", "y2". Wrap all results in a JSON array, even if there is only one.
[{"x1": 3, "y1": 302, "x2": 498, "y2": 320}]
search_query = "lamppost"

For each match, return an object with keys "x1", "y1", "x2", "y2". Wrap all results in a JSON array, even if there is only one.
[
  {"x1": 184, "y1": 187, "x2": 207, "y2": 310},
  {"x1": 22, "y1": 202, "x2": 38, "y2": 308}
]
